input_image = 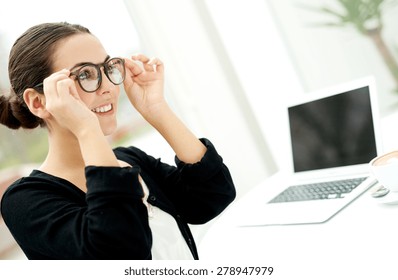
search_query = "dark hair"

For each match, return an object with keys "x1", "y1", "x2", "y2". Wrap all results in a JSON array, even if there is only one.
[{"x1": 0, "y1": 22, "x2": 91, "y2": 129}]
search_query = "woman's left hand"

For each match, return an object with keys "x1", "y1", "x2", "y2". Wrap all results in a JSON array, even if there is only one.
[
  {"x1": 123, "y1": 54, "x2": 165, "y2": 118},
  {"x1": 124, "y1": 54, "x2": 206, "y2": 163}
]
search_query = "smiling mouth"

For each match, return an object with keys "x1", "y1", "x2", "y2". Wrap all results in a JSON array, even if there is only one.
[{"x1": 91, "y1": 104, "x2": 113, "y2": 114}]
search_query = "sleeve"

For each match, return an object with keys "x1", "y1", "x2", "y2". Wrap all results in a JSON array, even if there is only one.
[
  {"x1": 0, "y1": 166, "x2": 152, "y2": 260},
  {"x1": 142, "y1": 138, "x2": 236, "y2": 224}
]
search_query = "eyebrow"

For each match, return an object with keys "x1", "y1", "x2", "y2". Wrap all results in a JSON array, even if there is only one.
[{"x1": 70, "y1": 55, "x2": 111, "y2": 71}]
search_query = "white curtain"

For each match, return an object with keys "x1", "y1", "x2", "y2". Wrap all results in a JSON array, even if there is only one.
[{"x1": 123, "y1": 0, "x2": 278, "y2": 198}]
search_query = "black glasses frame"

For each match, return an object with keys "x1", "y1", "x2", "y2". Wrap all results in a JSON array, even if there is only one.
[{"x1": 33, "y1": 57, "x2": 125, "y2": 93}]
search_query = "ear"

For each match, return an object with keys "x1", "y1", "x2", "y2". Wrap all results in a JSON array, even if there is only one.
[{"x1": 23, "y1": 89, "x2": 51, "y2": 119}]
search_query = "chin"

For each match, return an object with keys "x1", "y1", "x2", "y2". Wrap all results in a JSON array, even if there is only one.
[{"x1": 100, "y1": 120, "x2": 118, "y2": 136}]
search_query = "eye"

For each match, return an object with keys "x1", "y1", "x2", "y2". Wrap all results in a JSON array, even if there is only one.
[
  {"x1": 107, "y1": 66, "x2": 116, "y2": 75},
  {"x1": 77, "y1": 71, "x2": 90, "y2": 80},
  {"x1": 106, "y1": 59, "x2": 123, "y2": 73},
  {"x1": 77, "y1": 66, "x2": 97, "y2": 81}
]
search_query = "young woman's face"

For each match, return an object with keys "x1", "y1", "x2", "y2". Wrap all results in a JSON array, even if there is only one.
[{"x1": 51, "y1": 33, "x2": 120, "y2": 136}]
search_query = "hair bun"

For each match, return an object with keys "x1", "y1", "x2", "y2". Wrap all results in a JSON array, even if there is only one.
[
  {"x1": 0, "y1": 92, "x2": 42, "y2": 129},
  {"x1": 0, "y1": 93, "x2": 22, "y2": 129}
]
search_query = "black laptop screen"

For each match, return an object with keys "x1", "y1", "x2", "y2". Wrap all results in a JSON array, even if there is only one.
[{"x1": 288, "y1": 86, "x2": 377, "y2": 172}]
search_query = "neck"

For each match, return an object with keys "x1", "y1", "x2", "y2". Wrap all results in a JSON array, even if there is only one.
[
  {"x1": 40, "y1": 127, "x2": 87, "y2": 191},
  {"x1": 47, "y1": 132, "x2": 85, "y2": 168}
]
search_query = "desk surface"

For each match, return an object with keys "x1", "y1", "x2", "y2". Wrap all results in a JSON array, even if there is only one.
[{"x1": 198, "y1": 172, "x2": 398, "y2": 280}]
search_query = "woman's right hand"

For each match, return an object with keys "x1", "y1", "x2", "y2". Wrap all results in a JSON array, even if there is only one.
[{"x1": 42, "y1": 69, "x2": 100, "y2": 137}]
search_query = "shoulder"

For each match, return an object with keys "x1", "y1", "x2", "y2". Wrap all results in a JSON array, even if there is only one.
[
  {"x1": 1, "y1": 170, "x2": 85, "y2": 232},
  {"x1": 3, "y1": 170, "x2": 78, "y2": 193},
  {"x1": 1, "y1": 170, "x2": 83, "y2": 214},
  {"x1": 1, "y1": 170, "x2": 51, "y2": 199}
]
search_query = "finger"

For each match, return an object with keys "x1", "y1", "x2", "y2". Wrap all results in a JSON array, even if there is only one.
[
  {"x1": 68, "y1": 81, "x2": 81, "y2": 100},
  {"x1": 124, "y1": 58, "x2": 144, "y2": 77},
  {"x1": 131, "y1": 54, "x2": 164, "y2": 72},
  {"x1": 58, "y1": 79, "x2": 79, "y2": 99},
  {"x1": 131, "y1": 54, "x2": 156, "y2": 72},
  {"x1": 45, "y1": 69, "x2": 70, "y2": 82},
  {"x1": 131, "y1": 53, "x2": 150, "y2": 64},
  {"x1": 56, "y1": 78, "x2": 77, "y2": 100},
  {"x1": 147, "y1": 57, "x2": 163, "y2": 73},
  {"x1": 142, "y1": 57, "x2": 159, "y2": 72},
  {"x1": 43, "y1": 69, "x2": 71, "y2": 97}
]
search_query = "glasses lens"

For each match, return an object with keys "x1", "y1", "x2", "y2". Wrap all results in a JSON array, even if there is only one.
[
  {"x1": 77, "y1": 65, "x2": 100, "y2": 92},
  {"x1": 105, "y1": 58, "x2": 125, "y2": 85}
]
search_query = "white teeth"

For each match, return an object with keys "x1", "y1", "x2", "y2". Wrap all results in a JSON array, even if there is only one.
[{"x1": 92, "y1": 104, "x2": 112, "y2": 113}]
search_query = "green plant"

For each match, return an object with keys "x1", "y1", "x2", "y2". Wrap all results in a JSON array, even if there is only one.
[{"x1": 301, "y1": 0, "x2": 398, "y2": 92}]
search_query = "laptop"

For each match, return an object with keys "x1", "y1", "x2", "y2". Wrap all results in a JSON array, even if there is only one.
[{"x1": 241, "y1": 77, "x2": 383, "y2": 226}]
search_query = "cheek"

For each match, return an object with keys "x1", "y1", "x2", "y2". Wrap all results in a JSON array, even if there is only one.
[
  {"x1": 78, "y1": 92, "x2": 95, "y2": 108},
  {"x1": 115, "y1": 86, "x2": 121, "y2": 98}
]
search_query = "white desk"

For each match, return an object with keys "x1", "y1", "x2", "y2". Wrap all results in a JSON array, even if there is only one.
[{"x1": 198, "y1": 172, "x2": 398, "y2": 280}]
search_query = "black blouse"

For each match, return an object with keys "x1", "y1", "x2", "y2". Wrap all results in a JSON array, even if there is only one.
[{"x1": 0, "y1": 138, "x2": 236, "y2": 260}]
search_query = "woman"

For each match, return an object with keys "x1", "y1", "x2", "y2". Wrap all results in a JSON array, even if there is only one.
[{"x1": 0, "y1": 22, "x2": 235, "y2": 260}]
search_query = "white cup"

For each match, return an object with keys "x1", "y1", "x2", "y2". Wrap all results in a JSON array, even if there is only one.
[{"x1": 369, "y1": 151, "x2": 398, "y2": 192}]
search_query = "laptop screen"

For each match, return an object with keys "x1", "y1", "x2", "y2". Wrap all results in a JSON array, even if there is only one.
[{"x1": 288, "y1": 86, "x2": 378, "y2": 173}]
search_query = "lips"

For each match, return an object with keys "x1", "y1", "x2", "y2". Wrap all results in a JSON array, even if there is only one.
[{"x1": 91, "y1": 104, "x2": 112, "y2": 114}]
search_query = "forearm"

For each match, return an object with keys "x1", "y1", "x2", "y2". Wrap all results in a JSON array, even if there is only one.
[
  {"x1": 143, "y1": 103, "x2": 206, "y2": 164},
  {"x1": 77, "y1": 127, "x2": 119, "y2": 167}
]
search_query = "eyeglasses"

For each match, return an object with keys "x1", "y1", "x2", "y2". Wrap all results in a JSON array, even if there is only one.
[{"x1": 34, "y1": 57, "x2": 125, "y2": 93}]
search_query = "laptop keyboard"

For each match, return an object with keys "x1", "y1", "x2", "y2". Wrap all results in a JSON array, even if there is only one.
[{"x1": 269, "y1": 177, "x2": 367, "y2": 203}]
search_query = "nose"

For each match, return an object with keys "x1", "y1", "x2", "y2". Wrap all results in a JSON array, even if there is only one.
[{"x1": 97, "y1": 67, "x2": 116, "y2": 94}]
